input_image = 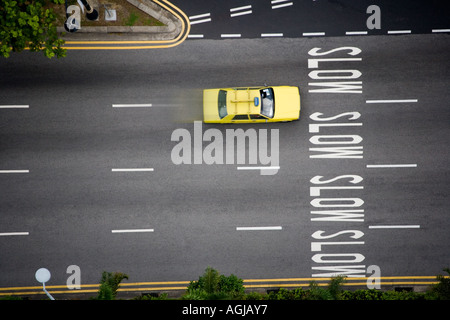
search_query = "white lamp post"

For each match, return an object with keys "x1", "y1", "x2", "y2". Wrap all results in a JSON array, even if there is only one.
[{"x1": 35, "y1": 268, "x2": 55, "y2": 300}]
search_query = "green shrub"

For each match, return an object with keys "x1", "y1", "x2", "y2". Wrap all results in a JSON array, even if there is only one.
[
  {"x1": 267, "y1": 288, "x2": 308, "y2": 300},
  {"x1": 96, "y1": 271, "x2": 129, "y2": 300},
  {"x1": 340, "y1": 289, "x2": 383, "y2": 300},
  {"x1": 426, "y1": 268, "x2": 450, "y2": 300},
  {"x1": 184, "y1": 267, "x2": 245, "y2": 300}
]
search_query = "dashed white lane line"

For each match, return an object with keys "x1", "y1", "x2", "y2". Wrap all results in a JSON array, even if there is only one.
[
  {"x1": 271, "y1": 0, "x2": 293, "y2": 9},
  {"x1": 237, "y1": 166, "x2": 280, "y2": 171},
  {"x1": 221, "y1": 34, "x2": 242, "y2": 38},
  {"x1": 112, "y1": 104, "x2": 152, "y2": 108},
  {"x1": 302, "y1": 32, "x2": 325, "y2": 37},
  {"x1": 0, "y1": 232, "x2": 29, "y2": 236},
  {"x1": 366, "y1": 164, "x2": 417, "y2": 168},
  {"x1": 261, "y1": 33, "x2": 283, "y2": 37},
  {"x1": 111, "y1": 229, "x2": 154, "y2": 233},
  {"x1": 346, "y1": 31, "x2": 368, "y2": 36},
  {"x1": 432, "y1": 29, "x2": 450, "y2": 33},
  {"x1": 187, "y1": 34, "x2": 204, "y2": 38},
  {"x1": 0, "y1": 105, "x2": 29, "y2": 109},
  {"x1": 236, "y1": 226, "x2": 283, "y2": 231},
  {"x1": 366, "y1": 99, "x2": 418, "y2": 104},
  {"x1": 189, "y1": 13, "x2": 211, "y2": 25},
  {"x1": 369, "y1": 225, "x2": 420, "y2": 229},
  {"x1": 230, "y1": 5, "x2": 252, "y2": 18},
  {"x1": 387, "y1": 30, "x2": 411, "y2": 34},
  {"x1": 0, "y1": 170, "x2": 29, "y2": 173},
  {"x1": 111, "y1": 168, "x2": 154, "y2": 172}
]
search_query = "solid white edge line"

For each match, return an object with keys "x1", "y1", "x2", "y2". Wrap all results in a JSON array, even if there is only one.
[
  {"x1": 0, "y1": 170, "x2": 29, "y2": 173},
  {"x1": 366, "y1": 99, "x2": 418, "y2": 103},
  {"x1": 112, "y1": 104, "x2": 152, "y2": 108},
  {"x1": 261, "y1": 33, "x2": 283, "y2": 37},
  {"x1": 189, "y1": 13, "x2": 210, "y2": 20},
  {"x1": 303, "y1": 32, "x2": 325, "y2": 36},
  {"x1": 388, "y1": 30, "x2": 411, "y2": 34},
  {"x1": 111, "y1": 168, "x2": 154, "y2": 172},
  {"x1": 369, "y1": 225, "x2": 420, "y2": 229},
  {"x1": 366, "y1": 164, "x2": 417, "y2": 168},
  {"x1": 0, "y1": 232, "x2": 29, "y2": 236},
  {"x1": 230, "y1": 5, "x2": 252, "y2": 12},
  {"x1": 0, "y1": 105, "x2": 29, "y2": 108},
  {"x1": 230, "y1": 10, "x2": 252, "y2": 18},
  {"x1": 236, "y1": 226, "x2": 283, "y2": 231},
  {"x1": 111, "y1": 229, "x2": 154, "y2": 233},
  {"x1": 237, "y1": 166, "x2": 280, "y2": 170}
]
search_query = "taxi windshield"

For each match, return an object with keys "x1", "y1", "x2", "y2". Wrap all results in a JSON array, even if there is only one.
[{"x1": 260, "y1": 88, "x2": 274, "y2": 118}]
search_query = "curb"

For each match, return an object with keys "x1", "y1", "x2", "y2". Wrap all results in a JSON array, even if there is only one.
[{"x1": 57, "y1": 0, "x2": 183, "y2": 41}]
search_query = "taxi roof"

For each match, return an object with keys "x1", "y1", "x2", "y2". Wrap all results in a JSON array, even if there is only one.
[{"x1": 225, "y1": 87, "x2": 263, "y2": 115}]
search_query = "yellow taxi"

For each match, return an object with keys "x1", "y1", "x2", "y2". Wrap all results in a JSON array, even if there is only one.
[{"x1": 203, "y1": 86, "x2": 300, "y2": 123}]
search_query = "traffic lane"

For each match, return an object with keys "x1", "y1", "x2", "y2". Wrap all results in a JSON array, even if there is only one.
[
  {"x1": 0, "y1": 166, "x2": 313, "y2": 286},
  {"x1": 1, "y1": 35, "x2": 448, "y2": 284},
  {"x1": 176, "y1": 0, "x2": 450, "y2": 38}
]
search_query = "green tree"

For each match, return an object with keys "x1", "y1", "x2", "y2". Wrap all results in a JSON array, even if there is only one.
[{"x1": 1, "y1": 0, "x2": 66, "y2": 58}]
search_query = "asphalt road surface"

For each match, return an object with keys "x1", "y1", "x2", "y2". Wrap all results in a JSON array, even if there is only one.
[
  {"x1": 0, "y1": 32, "x2": 449, "y2": 293},
  {"x1": 173, "y1": 0, "x2": 450, "y2": 39}
]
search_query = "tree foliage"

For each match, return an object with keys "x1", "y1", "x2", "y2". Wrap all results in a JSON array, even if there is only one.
[{"x1": 1, "y1": 0, "x2": 66, "y2": 58}]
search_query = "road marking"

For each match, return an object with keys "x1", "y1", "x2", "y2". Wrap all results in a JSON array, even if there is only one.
[
  {"x1": 0, "y1": 276, "x2": 444, "y2": 297},
  {"x1": 111, "y1": 168, "x2": 154, "y2": 172},
  {"x1": 369, "y1": 225, "x2": 420, "y2": 229},
  {"x1": 387, "y1": 30, "x2": 411, "y2": 34},
  {"x1": 0, "y1": 232, "x2": 29, "y2": 236},
  {"x1": 112, "y1": 104, "x2": 152, "y2": 108},
  {"x1": 366, "y1": 99, "x2": 418, "y2": 103},
  {"x1": 261, "y1": 33, "x2": 283, "y2": 37},
  {"x1": 230, "y1": 5, "x2": 252, "y2": 12},
  {"x1": 237, "y1": 166, "x2": 280, "y2": 171},
  {"x1": 230, "y1": 5, "x2": 252, "y2": 18},
  {"x1": 432, "y1": 29, "x2": 450, "y2": 33},
  {"x1": 303, "y1": 32, "x2": 325, "y2": 37},
  {"x1": 189, "y1": 13, "x2": 211, "y2": 25},
  {"x1": 346, "y1": 31, "x2": 368, "y2": 36},
  {"x1": 187, "y1": 34, "x2": 204, "y2": 38},
  {"x1": 271, "y1": 1, "x2": 293, "y2": 9},
  {"x1": 221, "y1": 34, "x2": 242, "y2": 38},
  {"x1": 366, "y1": 164, "x2": 417, "y2": 168},
  {"x1": 111, "y1": 229, "x2": 154, "y2": 233},
  {"x1": 0, "y1": 105, "x2": 29, "y2": 108},
  {"x1": 0, "y1": 170, "x2": 29, "y2": 173},
  {"x1": 236, "y1": 226, "x2": 282, "y2": 231}
]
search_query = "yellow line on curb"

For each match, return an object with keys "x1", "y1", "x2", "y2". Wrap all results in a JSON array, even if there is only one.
[
  {"x1": 62, "y1": 0, "x2": 191, "y2": 49},
  {"x1": 0, "y1": 276, "x2": 445, "y2": 296}
]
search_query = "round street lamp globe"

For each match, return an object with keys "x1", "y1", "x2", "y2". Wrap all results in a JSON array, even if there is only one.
[{"x1": 35, "y1": 268, "x2": 51, "y2": 283}]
